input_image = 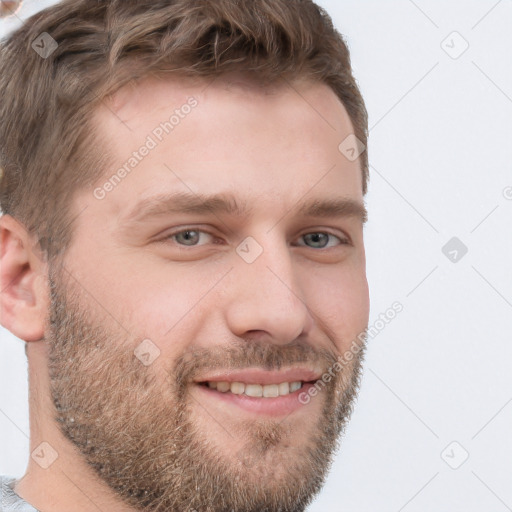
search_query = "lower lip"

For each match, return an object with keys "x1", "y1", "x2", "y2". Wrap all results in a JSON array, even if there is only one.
[{"x1": 195, "y1": 383, "x2": 317, "y2": 416}]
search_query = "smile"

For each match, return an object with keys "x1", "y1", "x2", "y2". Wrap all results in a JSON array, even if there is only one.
[
  {"x1": 193, "y1": 368, "x2": 323, "y2": 416},
  {"x1": 201, "y1": 380, "x2": 306, "y2": 397}
]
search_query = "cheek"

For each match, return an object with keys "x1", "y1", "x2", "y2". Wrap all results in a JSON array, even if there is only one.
[
  {"x1": 65, "y1": 249, "x2": 217, "y2": 349},
  {"x1": 305, "y1": 265, "x2": 369, "y2": 345},
  {"x1": 118, "y1": 263, "x2": 224, "y2": 341}
]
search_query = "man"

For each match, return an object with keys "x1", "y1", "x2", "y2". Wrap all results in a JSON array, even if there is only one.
[{"x1": 0, "y1": 0, "x2": 369, "y2": 510}]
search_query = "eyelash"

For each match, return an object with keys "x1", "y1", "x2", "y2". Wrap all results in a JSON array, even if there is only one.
[{"x1": 158, "y1": 228, "x2": 350, "y2": 249}]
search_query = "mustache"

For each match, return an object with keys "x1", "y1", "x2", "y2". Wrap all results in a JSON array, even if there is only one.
[{"x1": 172, "y1": 338, "x2": 340, "y2": 387}]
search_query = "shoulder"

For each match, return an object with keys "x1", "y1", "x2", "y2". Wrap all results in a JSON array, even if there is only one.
[{"x1": 1, "y1": 476, "x2": 39, "y2": 512}]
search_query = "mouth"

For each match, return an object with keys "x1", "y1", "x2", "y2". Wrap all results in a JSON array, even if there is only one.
[
  {"x1": 193, "y1": 368, "x2": 322, "y2": 416},
  {"x1": 198, "y1": 380, "x2": 311, "y2": 397}
]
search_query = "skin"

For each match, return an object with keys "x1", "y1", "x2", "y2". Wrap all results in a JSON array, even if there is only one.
[
  {"x1": 0, "y1": 1, "x2": 22, "y2": 18},
  {"x1": 0, "y1": 75, "x2": 369, "y2": 511}
]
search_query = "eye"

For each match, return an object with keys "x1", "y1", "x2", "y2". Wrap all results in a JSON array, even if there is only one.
[
  {"x1": 296, "y1": 232, "x2": 348, "y2": 249},
  {"x1": 157, "y1": 228, "x2": 349, "y2": 250},
  {"x1": 166, "y1": 229, "x2": 214, "y2": 246}
]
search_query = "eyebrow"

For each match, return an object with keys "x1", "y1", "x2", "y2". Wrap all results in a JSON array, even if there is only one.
[
  {"x1": 123, "y1": 191, "x2": 368, "y2": 225},
  {"x1": 297, "y1": 197, "x2": 368, "y2": 224}
]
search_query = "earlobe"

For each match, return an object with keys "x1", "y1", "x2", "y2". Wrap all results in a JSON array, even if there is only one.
[{"x1": 0, "y1": 215, "x2": 48, "y2": 342}]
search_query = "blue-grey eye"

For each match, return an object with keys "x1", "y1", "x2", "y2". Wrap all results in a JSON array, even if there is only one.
[
  {"x1": 174, "y1": 230, "x2": 201, "y2": 246},
  {"x1": 300, "y1": 232, "x2": 344, "y2": 249}
]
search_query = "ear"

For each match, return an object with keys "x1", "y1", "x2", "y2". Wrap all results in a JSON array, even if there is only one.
[{"x1": 0, "y1": 215, "x2": 48, "y2": 341}]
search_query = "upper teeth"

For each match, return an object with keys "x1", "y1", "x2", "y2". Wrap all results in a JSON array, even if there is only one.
[{"x1": 207, "y1": 381, "x2": 303, "y2": 397}]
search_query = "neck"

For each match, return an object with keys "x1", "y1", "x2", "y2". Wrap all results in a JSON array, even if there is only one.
[{"x1": 14, "y1": 341, "x2": 136, "y2": 512}]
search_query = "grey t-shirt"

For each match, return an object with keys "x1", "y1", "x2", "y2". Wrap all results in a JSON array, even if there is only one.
[{"x1": 1, "y1": 476, "x2": 39, "y2": 511}]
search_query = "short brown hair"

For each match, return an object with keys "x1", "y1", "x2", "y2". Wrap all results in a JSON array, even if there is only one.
[{"x1": 0, "y1": 0, "x2": 368, "y2": 261}]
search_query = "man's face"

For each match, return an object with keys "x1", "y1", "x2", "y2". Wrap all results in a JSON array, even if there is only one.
[{"x1": 47, "y1": 76, "x2": 369, "y2": 511}]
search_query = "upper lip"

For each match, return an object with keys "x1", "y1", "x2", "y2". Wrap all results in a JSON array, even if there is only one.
[{"x1": 195, "y1": 367, "x2": 323, "y2": 385}]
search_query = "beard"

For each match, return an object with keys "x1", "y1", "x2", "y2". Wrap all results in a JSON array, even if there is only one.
[{"x1": 46, "y1": 269, "x2": 366, "y2": 512}]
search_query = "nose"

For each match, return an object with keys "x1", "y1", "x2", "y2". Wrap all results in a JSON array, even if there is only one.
[{"x1": 224, "y1": 236, "x2": 314, "y2": 344}]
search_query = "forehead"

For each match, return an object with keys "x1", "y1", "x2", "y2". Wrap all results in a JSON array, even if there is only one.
[
  {"x1": 102, "y1": 73, "x2": 355, "y2": 145},
  {"x1": 107, "y1": 73, "x2": 332, "y2": 115},
  {"x1": 85, "y1": 74, "x2": 364, "y2": 222}
]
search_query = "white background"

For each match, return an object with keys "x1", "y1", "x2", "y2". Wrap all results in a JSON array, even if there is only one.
[{"x1": 1, "y1": 1, "x2": 512, "y2": 510}]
